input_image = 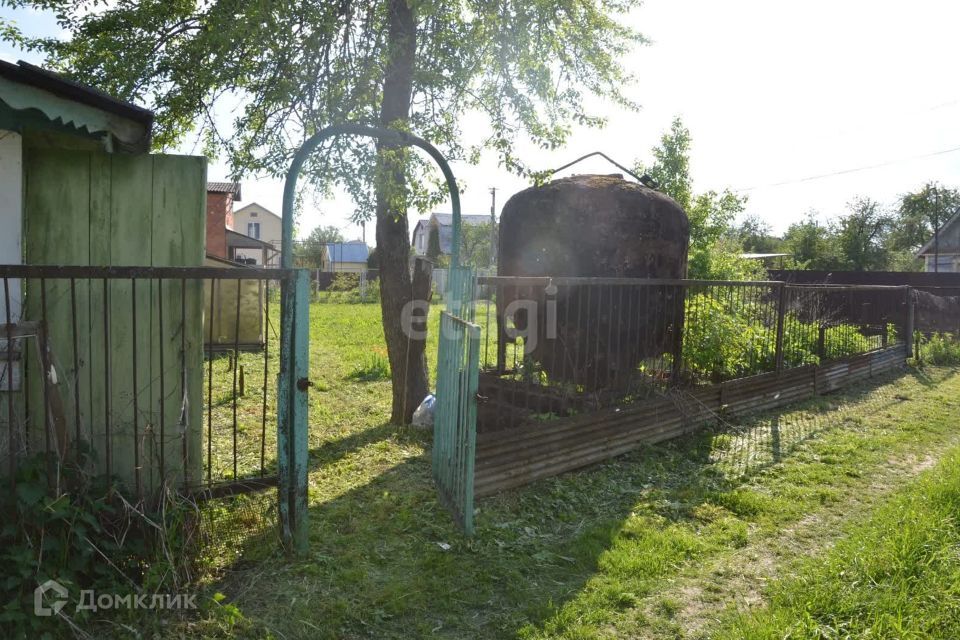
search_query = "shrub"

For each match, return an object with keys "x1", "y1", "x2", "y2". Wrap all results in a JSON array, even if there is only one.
[
  {"x1": 0, "y1": 449, "x2": 196, "y2": 636},
  {"x1": 919, "y1": 332, "x2": 960, "y2": 365},
  {"x1": 681, "y1": 292, "x2": 880, "y2": 382},
  {"x1": 329, "y1": 272, "x2": 360, "y2": 291}
]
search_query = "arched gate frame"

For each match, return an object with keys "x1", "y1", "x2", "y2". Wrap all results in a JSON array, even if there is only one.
[{"x1": 279, "y1": 124, "x2": 481, "y2": 550}]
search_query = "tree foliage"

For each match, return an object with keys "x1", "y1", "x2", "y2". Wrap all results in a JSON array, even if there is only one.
[
  {"x1": 833, "y1": 197, "x2": 893, "y2": 271},
  {"x1": 459, "y1": 221, "x2": 496, "y2": 268},
  {"x1": 636, "y1": 118, "x2": 759, "y2": 280},
  {"x1": 3, "y1": 0, "x2": 649, "y2": 422},
  {"x1": 7, "y1": 0, "x2": 646, "y2": 217},
  {"x1": 295, "y1": 225, "x2": 344, "y2": 268}
]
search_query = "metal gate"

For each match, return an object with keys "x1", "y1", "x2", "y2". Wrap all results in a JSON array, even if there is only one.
[{"x1": 433, "y1": 267, "x2": 480, "y2": 534}]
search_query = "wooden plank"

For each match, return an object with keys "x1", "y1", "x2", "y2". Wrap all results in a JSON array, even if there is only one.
[
  {"x1": 86, "y1": 153, "x2": 111, "y2": 472},
  {"x1": 150, "y1": 154, "x2": 206, "y2": 491},
  {"x1": 22, "y1": 149, "x2": 91, "y2": 458},
  {"x1": 108, "y1": 154, "x2": 154, "y2": 495}
]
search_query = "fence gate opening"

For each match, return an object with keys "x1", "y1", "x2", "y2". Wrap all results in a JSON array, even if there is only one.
[{"x1": 434, "y1": 267, "x2": 480, "y2": 534}]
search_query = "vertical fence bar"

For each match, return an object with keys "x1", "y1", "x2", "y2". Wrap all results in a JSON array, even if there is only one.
[
  {"x1": 261, "y1": 278, "x2": 270, "y2": 477},
  {"x1": 4, "y1": 277, "x2": 14, "y2": 485},
  {"x1": 131, "y1": 278, "x2": 142, "y2": 499},
  {"x1": 905, "y1": 286, "x2": 915, "y2": 359},
  {"x1": 69, "y1": 278, "x2": 81, "y2": 446},
  {"x1": 158, "y1": 278, "x2": 166, "y2": 482},
  {"x1": 180, "y1": 278, "x2": 188, "y2": 489},
  {"x1": 39, "y1": 279, "x2": 51, "y2": 464},
  {"x1": 462, "y1": 323, "x2": 480, "y2": 535},
  {"x1": 774, "y1": 282, "x2": 787, "y2": 372},
  {"x1": 670, "y1": 283, "x2": 686, "y2": 386},
  {"x1": 103, "y1": 278, "x2": 111, "y2": 481},
  {"x1": 232, "y1": 279, "x2": 242, "y2": 480},
  {"x1": 207, "y1": 278, "x2": 215, "y2": 484}
]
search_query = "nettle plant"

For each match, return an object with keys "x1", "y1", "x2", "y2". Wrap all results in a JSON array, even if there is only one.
[{"x1": 0, "y1": 448, "x2": 197, "y2": 636}]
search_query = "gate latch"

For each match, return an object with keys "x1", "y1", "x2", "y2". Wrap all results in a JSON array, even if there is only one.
[{"x1": 297, "y1": 377, "x2": 314, "y2": 391}]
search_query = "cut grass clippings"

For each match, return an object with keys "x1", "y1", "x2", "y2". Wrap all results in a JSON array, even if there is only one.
[
  {"x1": 187, "y1": 302, "x2": 960, "y2": 639},
  {"x1": 713, "y1": 446, "x2": 960, "y2": 639}
]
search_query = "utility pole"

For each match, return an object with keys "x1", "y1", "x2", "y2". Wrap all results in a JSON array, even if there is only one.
[{"x1": 489, "y1": 187, "x2": 497, "y2": 269}]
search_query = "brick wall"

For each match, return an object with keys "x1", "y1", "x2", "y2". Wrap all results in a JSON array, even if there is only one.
[{"x1": 206, "y1": 192, "x2": 234, "y2": 258}]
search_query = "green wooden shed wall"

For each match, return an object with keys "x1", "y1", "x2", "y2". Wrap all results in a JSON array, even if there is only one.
[{"x1": 21, "y1": 147, "x2": 206, "y2": 492}]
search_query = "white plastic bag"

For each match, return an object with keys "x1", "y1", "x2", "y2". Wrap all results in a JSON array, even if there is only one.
[{"x1": 412, "y1": 393, "x2": 436, "y2": 429}]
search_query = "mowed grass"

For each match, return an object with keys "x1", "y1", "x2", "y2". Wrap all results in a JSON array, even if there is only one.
[
  {"x1": 714, "y1": 447, "x2": 960, "y2": 639},
  {"x1": 188, "y1": 302, "x2": 960, "y2": 639}
]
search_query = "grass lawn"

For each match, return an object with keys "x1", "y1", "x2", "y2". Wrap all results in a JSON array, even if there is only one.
[
  {"x1": 186, "y1": 302, "x2": 960, "y2": 639},
  {"x1": 713, "y1": 447, "x2": 960, "y2": 639}
]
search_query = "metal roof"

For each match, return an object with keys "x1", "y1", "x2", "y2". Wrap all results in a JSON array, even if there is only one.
[
  {"x1": 0, "y1": 59, "x2": 154, "y2": 153},
  {"x1": 325, "y1": 242, "x2": 369, "y2": 264},
  {"x1": 226, "y1": 228, "x2": 275, "y2": 250},
  {"x1": 916, "y1": 208, "x2": 960, "y2": 256},
  {"x1": 207, "y1": 182, "x2": 242, "y2": 199},
  {"x1": 431, "y1": 213, "x2": 491, "y2": 227}
]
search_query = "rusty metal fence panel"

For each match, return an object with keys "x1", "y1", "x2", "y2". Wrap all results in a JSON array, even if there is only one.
[{"x1": 473, "y1": 277, "x2": 911, "y2": 434}]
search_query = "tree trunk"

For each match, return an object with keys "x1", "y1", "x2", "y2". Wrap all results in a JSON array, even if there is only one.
[{"x1": 376, "y1": 0, "x2": 426, "y2": 424}]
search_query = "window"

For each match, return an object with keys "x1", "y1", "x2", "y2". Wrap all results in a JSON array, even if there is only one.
[
  {"x1": 250, "y1": 211, "x2": 258, "y2": 217},
  {"x1": 247, "y1": 222, "x2": 260, "y2": 239}
]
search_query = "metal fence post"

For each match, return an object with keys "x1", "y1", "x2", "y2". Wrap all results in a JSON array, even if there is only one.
[
  {"x1": 669, "y1": 283, "x2": 686, "y2": 386},
  {"x1": 278, "y1": 269, "x2": 310, "y2": 554},
  {"x1": 905, "y1": 286, "x2": 915, "y2": 359},
  {"x1": 774, "y1": 283, "x2": 787, "y2": 372}
]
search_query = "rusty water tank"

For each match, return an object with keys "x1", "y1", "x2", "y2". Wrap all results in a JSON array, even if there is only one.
[{"x1": 497, "y1": 174, "x2": 689, "y2": 389}]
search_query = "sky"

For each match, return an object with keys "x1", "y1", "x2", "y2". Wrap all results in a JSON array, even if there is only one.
[{"x1": 3, "y1": 0, "x2": 960, "y2": 243}]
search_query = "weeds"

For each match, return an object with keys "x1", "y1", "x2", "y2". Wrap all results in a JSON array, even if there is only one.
[
  {"x1": 346, "y1": 354, "x2": 391, "y2": 382},
  {"x1": 918, "y1": 331, "x2": 960, "y2": 365},
  {"x1": 0, "y1": 448, "x2": 200, "y2": 638}
]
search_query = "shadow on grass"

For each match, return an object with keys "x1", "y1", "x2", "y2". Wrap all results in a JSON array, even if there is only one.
[
  {"x1": 196, "y1": 367, "x2": 947, "y2": 639},
  {"x1": 709, "y1": 367, "x2": 923, "y2": 479},
  {"x1": 306, "y1": 421, "x2": 399, "y2": 472}
]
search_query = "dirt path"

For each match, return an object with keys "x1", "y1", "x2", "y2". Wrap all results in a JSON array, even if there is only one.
[{"x1": 634, "y1": 449, "x2": 945, "y2": 639}]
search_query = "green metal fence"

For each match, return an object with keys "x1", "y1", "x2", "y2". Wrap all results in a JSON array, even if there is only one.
[{"x1": 434, "y1": 267, "x2": 480, "y2": 534}]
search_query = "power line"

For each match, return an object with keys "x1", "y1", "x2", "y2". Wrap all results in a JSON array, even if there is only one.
[{"x1": 734, "y1": 144, "x2": 960, "y2": 192}]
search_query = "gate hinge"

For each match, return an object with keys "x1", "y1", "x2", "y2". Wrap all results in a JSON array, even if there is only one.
[{"x1": 296, "y1": 377, "x2": 314, "y2": 391}]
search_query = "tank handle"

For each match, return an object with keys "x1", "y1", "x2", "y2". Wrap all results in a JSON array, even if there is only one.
[{"x1": 540, "y1": 151, "x2": 658, "y2": 189}]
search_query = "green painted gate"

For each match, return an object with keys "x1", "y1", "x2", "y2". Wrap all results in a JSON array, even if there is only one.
[
  {"x1": 433, "y1": 267, "x2": 481, "y2": 534},
  {"x1": 280, "y1": 123, "x2": 477, "y2": 538}
]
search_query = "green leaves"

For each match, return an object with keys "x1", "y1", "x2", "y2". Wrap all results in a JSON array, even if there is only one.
[{"x1": 7, "y1": 0, "x2": 646, "y2": 216}]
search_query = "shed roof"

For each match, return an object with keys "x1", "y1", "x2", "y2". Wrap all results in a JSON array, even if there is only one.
[
  {"x1": 226, "y1": 228, "x2": 276, "y2": 250},
  {"x1": 917, "y1": 208, "x2": 960, "y2": 256},
  {"x1": 207, "y1": 182, "x2": 242, "y2": 199},
  {"x1": 326, "y1": 242, "x2": 369, "y2": 263},
  {"x1": 0, "y1": 59, "x2": 153, "y2": 153},
  {"x1": 432, "y1": 213, "x2": 491, "y2": 227}
]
